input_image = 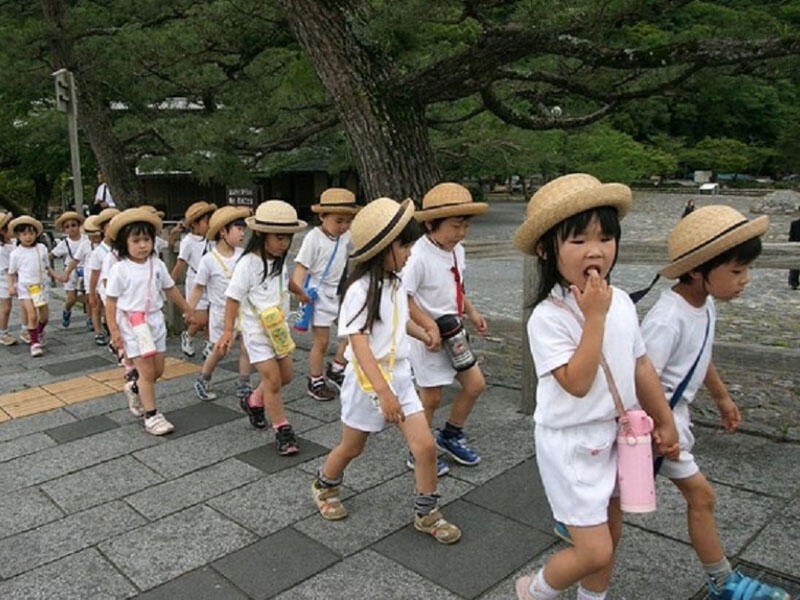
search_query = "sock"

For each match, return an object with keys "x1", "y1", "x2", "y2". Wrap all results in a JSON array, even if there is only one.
[
  {"x1": 413, "y1": 491, "x2": 440, "y2": 516},
  {"x1": 199, "y1": 373, "x2": 211, "y2": 383},
  {"x1": 442, "y1": 421, "x2": 463, "y2": 439},
  {"x1": 237, "y1": 375, "x2": 249, "y2": 386},
  {"x1": 272, "y1": 419, "x2": 289, "y2": 431},
  {"x1": 0, "y1": 329, "x2": 7, "y2": 336},
  {"x1": 703, "y1": 557, "x2": 733, "y2": 587},
  {"x1": 247, "y1": 389, "x2": 263, "y2": 408},
  {"x1": 576, "y1": 585, "x2": 606, "y2": 600},
  {"x1": 37, "y1": 322, "x2": 45, "y2": 335},
  {"x1": 529, "y1": 568, "x2": 561, "y2": 600},
  {"x1": 29, "y1": 328, "x2": 39, "y2": 344},
  {"x1": 310, "y1": 374, "x2": 324, "y2": 384},
  {"x1": 331, "y1": 360, "x2": 345, "y2": 373},
  {"x1": 144, "y1": 409, "x2": 157, "y2": 419},
  {"x1": 316, "y1": 468, "x2": 342, "y2": 488}
]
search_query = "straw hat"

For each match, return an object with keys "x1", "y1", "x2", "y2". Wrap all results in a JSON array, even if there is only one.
[
  {"x1": 349, "y1": 197, "x2": 415, "y2": 264},
  {"x1": 311, "y1": 188, "x2": 360, "y2": 214},
  {"x1": 415, "y1": 182, "x2": 488, "y2": 221},
  {"x1": 96, "y1": 208, "x2": 121, "y2": 227},
  {"x1": 0, "y1": 211, "x2": 12, "y2": 230},
  {"x1": 140, "y1": 205, "x2": 166, "y2": 218},
  {"x1": 82, "y1": 215, "x2": 102, "y2": 234},
  {"x1": 55, "y1": 211, "x2": 85, "y2": 229},
  {"x1": 207, "y1": 206, "x2": 251, "y2": 240},
  {"x1": 513, "y1": 173, "x2": 632, "y2": 255},
  {"x1": 106, "y1": 208, "x2": 163, "y2": 242},
  {"x1": 660, "y1": 205, "x2": 769, "y2": 279},
  {"x1": 183, "y1": 201, "x2": 217, "y2": 227},
  {"x1": 8, "y1": 215, "x2": 43, "y2": 236},
  {"x1": 245, "y1": 200, "x2": 307, "y2": 233}
]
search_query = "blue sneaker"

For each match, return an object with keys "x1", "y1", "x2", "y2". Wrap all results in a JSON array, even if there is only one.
[
  {"x1": 235, "y1": 381, "x2": 252, "y2": 400},
  {"x1": 709, "y1": 570, "x2": 790, "y2": 600},
  {"x1": 435, "y1": 428, "x2": 481, "y2": 466},
  {"x1": 406, "y1": 452, "x2": 450, "y2": 477},
  {"x1": 61, "y1": 309, "x2": 71, "y2": 329},
  {"x1": 553, "y1": 520, "x2": 573, "y2": 545}
]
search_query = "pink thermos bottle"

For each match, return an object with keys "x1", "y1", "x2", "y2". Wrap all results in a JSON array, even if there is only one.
[{"x1": 617, "y1": 409, "x2": 656, "y2": 513}]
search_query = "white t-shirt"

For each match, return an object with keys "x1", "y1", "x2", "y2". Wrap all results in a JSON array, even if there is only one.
[
  {"x1": 94, "y1": 183, "x2": 116, "y2": 208},
  {"x1": 402, "y1": 235, "x2": 466, "y2": 318},
  {"x1": 8, "y1": 244, "x2": 49, "y2": 288},
  {"x1": 195, "y1": 247, "x2": 243, "y2": 311},
  {"x1": 0, "y1": 242, "x2": 13, "y2": 275},
  {"x1": 641, "y1": 288, "x2": 716, "y2": 406},
  {"x1": 294, "y1": 228, "x2": 350, "y2": 293},
  {"x1": 225, "y1": 252, "x2": 290, "y2": 315},
  {"x1": 339, "y1": 276, "x2": 410, "y2": 364},
  {"x1": 106, "y1": 257, "x2": 174, "y2": 313},
  {"x1": 178, "y1": 233, "x2": 210, "y2": 291},
  {"x1": 51, "y1": 235, "x2": 91, "y2": 267},
  {"x1": 528, "y1": 285, "x2": 645, "y2": 428}
]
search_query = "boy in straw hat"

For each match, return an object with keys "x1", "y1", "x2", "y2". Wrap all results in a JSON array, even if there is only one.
[
  {"x1": 0, "y1": 210, "x2": 20, "y2": 345},
  {"x1": 402, "y1": 182, "x2": 489, "y2": 475},
  {"x1": 170, "y1": 201, "x2": 217, "y2": 358},
  {"x1": 85, "y1": 208, "x2": 120, "y2": 345},
  {"x1": 311, "y1": 196, "x2": 461, "y2": 544},
  {"x1": 7, "y1": 215, "x2": 60, "y2": 357},
  {"x1": 50, "y1": 210, "x2": 91, "y2": 329},
  {"x1": 641, "y1": 206, "x2": 789, "y2": 600},
  {"x1": 291, "y1": 187, "x2": 358, "y2": 401}
]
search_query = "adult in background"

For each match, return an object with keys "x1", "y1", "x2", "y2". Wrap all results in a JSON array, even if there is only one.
[
  {"x1": 789, "y1": 206, "x2": 800, "y2": 290},
  {"x1": 91, "y1": 171, "x2": 116, "y2": 215}
]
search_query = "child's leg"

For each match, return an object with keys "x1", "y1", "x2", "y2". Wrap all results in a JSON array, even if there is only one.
[
  {"x1": 672, "y1": 472, "x2": 725, "y2": 564},
  {"x1": 278, "y1": 353, "x2": 293, "y2": 387},
  {"x1": 252, "y1": 358, "x2": 289, "y2": 424},
  {"x1": 195, "y1": 342, "x2": 225, "y2": 400},
  {"x1": 320, "y1": 423, "x2": 369, "y2": 481},
  {"x1": 578, "y1": 498, "x2": 622, "y2": 596},
  {"x1": 234, "y1": 337, "x2": 252, "y2": 398},
  {"x1": 187, "y1": 309, "x2": 208, "y2": 337},
  {"x1": 419, "y1": 385, "x2": 443, "y2": 425},
  {"x1": 332, "y1": 338, "x2": 348, "y2": 365},
  {"x1": 0, "y1": 297, "x2": 11, "y2": 330},
  {"x1": 399, "y1": 413, "x2": 438, "y2": 492},
  {"x1": 133, "y1": 355, "x2": 159, "y2": 412},
  {"x1": 37, "y1": 304, "x2": 49, "y2": 327},
  {"x1": 309, "y1": 325, "x2": 330, "y2": 377},
  {"x1": 64, "y1": 290, "x2": 77, "y2": 311},
  {"x1": 450, "y1": 364, "x2": 486, "y2": 426}
]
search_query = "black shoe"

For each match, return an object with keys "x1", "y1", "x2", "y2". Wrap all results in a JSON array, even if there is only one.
[
  {"x1": 275, "y1": 424, "x2": 299, "y2": 455},
  {"x1": 239, "y1": 396, "x2": 267, "y2": 429}
]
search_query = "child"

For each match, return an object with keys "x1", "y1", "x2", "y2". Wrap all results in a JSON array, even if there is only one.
[
  {"x1": 512, "y1": 174, "x2": 679, "y2": 600},
  {"x1": 641, "y1": 205, "x2": 789, "y2": 600},
  {"x1": 7, "y1": 216, "x2": 59, "y2": 357},
  {"x1": 403, "y1": 182, "x2": 489, "y2": 476},
  {"x1": 0, "y1": 211, "x2": 19, "y2": 346},
  {"x1": 310, "y1": 197, "x2": 462, "y2": 545},
  {"x1": 291, "y1": 187, "x2": 358, "y2": 400},
  {"x1": 50, "y1": 211, "x2": 91, "y2": 329},
  {"x1": 104, "y1": 208, "x2": 193, "y2": 436},
  {"x1": 189, "y1": 206, "x2": 252, "y2": 402},
  {"x1": 171, "y1": 201, "x2": 216, "y2": 358},
  {"x1": 85, "y1": 208, "x2": 120, "y2": 345},
  {"x1": 216, "y1": 200, "x2": 307, "y2": 455}
]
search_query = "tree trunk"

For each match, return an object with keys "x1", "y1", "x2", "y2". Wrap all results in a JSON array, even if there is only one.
[
  {"x1": 276, "y1": 0, "x2": 441, "y2": 202},
  {"x1": 40, "y1": 0, "x2": 143, "y2": 208}
]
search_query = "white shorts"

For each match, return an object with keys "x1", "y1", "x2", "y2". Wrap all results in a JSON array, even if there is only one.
[
  {"x1": 340, "y1": 359, "x2": 423, "y2": 433},
  {"x1": 408, "y1": 337, "x2": 456, "y2": 387},
  {"x1": 16, "y1": 281, "x2": 50, "y2": 303},
  {"x1": 116, "y1": 310, "x2": 167, "y2": 359},
  {"x1": 535, "y1": 420, "x2": 618, "y2": 527},
  {"x1": 657, "y1": 400, "x2": 700, "y2": 480},
  {"x1": 311, "y1": 288, "x2": 339, "y2": 328},
  {"x1": 63, "y1": 268, "x2": 85, "y2": 293},
  {"x1": 0, "y1": 272, "x2": 8, "y2": 300},
  {"x1": 187, "y1": 283, "x2": 209, "y2": 311},
  {"x1": 240, "y1": 312, "x2": 289, "y2": 364},
  {"x1": 208, "y1": 305, "x2": 241, "y2": 344}
]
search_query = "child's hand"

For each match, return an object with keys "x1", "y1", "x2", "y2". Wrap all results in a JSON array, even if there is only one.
[
  {"x1": 716, "y1": 396, "x2": 741, "y2": 432},
  {"x1": 571, "y1": 269, "x2": 612, "y2": 321},
  {"x1": 8, "y1": 285, "x2": 16, "y2": 297},
  {"x1": 469, "y1": 312, "x2": 488, "y2": 335},
  {"x1": 110, "y1": 333, "x2": 124, "y2": 357},
  {"x1": 215, "y1": 332, "x2": 233, "y2": 355},
  {"x1": 182, "y1": 308, "x2": 195, "y2": 324},
  {"x1": 300, "y1": 290, "x2": 314, "y2": 305},
  {"x1": 425, "y1": 327, "x2": 441, "y2": 351},
  {"x1": 653, "y1": 421, "x2": 680, "y2": 460},
  {"x1": 379, "y1": 389, "x2": 404, "y2": 424}
]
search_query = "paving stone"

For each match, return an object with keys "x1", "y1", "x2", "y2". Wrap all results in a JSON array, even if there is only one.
[
  {"x1": 234, "y1": 435, "x2": 328, "y2": 475},
  {"x1": 45, "y1": 413, "x2": 119, "y2": 443},
  {"x1": 0, "y1": 500, "x2": 146, "y2": 578},
  {"x1": 40, "y1": 354, "x2": 116, "y2": 376},
  {"x1": 132, "y1": 419, "x2": 265, "y2": 479},
  {"x1": 742, "y1": 497, "x2": 800, "y2": 576},
  {"x1": 0, "y1": 548, "x2": 137, "y2": 600},
  {"x1": 274, "y1": 548, "x2": 462, "y2": 600},
  {"x1": 136, "y1": 565, "x2": 249, "y2": 600},
  {"x1": 0, "y1": 487, "x2": 64, "y2": 539},
  {"x1": 0, "y1": 408, "x2": 76, "y2": 443},
  {"x1": 62, "y1": 392, "x2": 134, "y2": 419},
  {"x1": 100, "y1": 504, "x2": 257, "y2": 591},
  {"x1": 294, "y1": 472, "x2": 474, "y2": 556},
  {"x1": 213, "y1": 527, "x2": 340, "y2": 599},
  {"x1": 164, "y1": 402, "x2": 242, "y2": 438},
  {"x1": 125, "y1": 458, "x2": 264, "y2": 521},
  {"x1": 208, "y1": 468, "x2": 326, "y2": 537},
  {"x1": 40, "y1": 455, "x2": 165, "y2": 513},
  {"x1": 288, "y1": 393, "x2": 345, "y2": 424},
  {"x1": 373, "y1": 499, "x2": 553, "y2": 599},
  {"x1": 0, "y1": 431, "x2": 56, "y2": 462}
]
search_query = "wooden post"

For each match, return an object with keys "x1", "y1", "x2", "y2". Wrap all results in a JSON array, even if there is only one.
[{"x1": 520, "y1": 254, "x2": 539, "y2": 415}]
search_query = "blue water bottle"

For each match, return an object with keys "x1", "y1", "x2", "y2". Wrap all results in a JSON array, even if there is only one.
[{"x1": 294, "y1": 286, "x2": 318, "y2": 332}]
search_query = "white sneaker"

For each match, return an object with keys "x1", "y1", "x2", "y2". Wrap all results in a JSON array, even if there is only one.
[
  {"x1": 124, "y1": 381, "x2": 144, "y2": 416},
  {"x1": 20, "y1": 330, "x2": 31, "y2": 344},
  {"x1": 0, "y1": 333, "x2": 17, "y2": 346},
  {"x1": 201, "y1": 340, "x2": 214, "y2": 359},
  {"x1": 143, "y1": 412, "x2": 174, "y2": 436},
  {"x1": 38, "y1": 331, "x2": 46, "y2": 347},
  {"x1": 180, "y1": 331, "x2": 195, "y2": 357},
  {"x1": 30, "y1": 343, "x2": 43, "y2": 357}
]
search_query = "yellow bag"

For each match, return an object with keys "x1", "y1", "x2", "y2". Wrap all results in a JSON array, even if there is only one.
[
  {"x1": 27, "y1": 283, "x2": 47, "y2": 308},
  {"x1": 353, "y1": 361, "x2": 391, "y2": 394},
  {"x1": 258, "y1": 305, "x2": 296, "y2": 356}
]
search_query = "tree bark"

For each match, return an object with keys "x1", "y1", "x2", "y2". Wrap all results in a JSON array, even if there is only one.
[{"x1": 276, "y1": 0, "x2": 441, "y2": 202}]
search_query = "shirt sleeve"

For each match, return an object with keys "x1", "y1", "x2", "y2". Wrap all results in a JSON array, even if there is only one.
[
  {"x1": 8, "y1": 250, "x2": 18, "y2": 275},
  {"x1": 195, "y1": 254, "x2": 212, "y2": 287},
  {"x1": 294, "y1": 231, "x2": 316, "y2": 269},
  {"x1": 177, "y1": 237, "x2": 191, "y2": 262},
  {"x1": 157, "y1": 259, "x2": 175, "y2": 290},
  {"x1": 51, "y1": 239, "x2": 67, "y2": 259},
  {"x1": 105, "y1": 262, "x2": 124, "y2": 298},
  {"x1": 338, "y1": 280, "x2": 369, "y2": 336},
  {"x1": 225, "y1": 255, "x2": 251, "y2": 302},
  {"x1": 641, "y1": 315, "x2": 680, "y2": 376},
  {"x1": 528, "y1": 304, "x2": 580, "y2": 378}
]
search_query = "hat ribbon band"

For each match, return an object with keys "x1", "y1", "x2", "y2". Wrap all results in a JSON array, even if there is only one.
[
  {"x1": 672, "y1": 218, "x2": 749, "y2": 262},
  {"x1": 352, "y1": 206, "x2": 406, "y2": 258},
  {"x1": 318, "y1": 202, "x2": 356, "y2": 208},
  {"x1": 420, "y1": 201, "x2": 470, "y2": 210},
  {"x1": 254, "y1": 218, "x2": 300, "y2": 227}
]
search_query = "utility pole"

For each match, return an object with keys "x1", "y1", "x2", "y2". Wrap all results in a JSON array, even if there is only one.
[{"x1": 53, "y1": 68, "x2": 84, "y2": 215}]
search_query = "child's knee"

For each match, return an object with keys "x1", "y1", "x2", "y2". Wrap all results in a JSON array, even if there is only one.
[
  {"x1": 579, "y1": 539, "x2": 615, "y2": 573},
  {"x1": 688, "y1": 479, "x2": 716, "y2": 512},
  {"x1": 410, "y1": 436, "x2": 436, "y2": 463}
]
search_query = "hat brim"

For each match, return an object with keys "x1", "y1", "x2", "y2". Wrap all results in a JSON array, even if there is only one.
[
  {"x1": 107, "y1": 210, "x2": 163, "y2": 242},
  {"x1": 513, "y1": 183, "x2": 631, "y2": 255},
  {"x1": 245, "y1": 215, "x2": 307, "y2": 234},
  {"x1": 350, "y1": 199, "x2": 415, "y2": 264},
  {"x1": 660, "y1": 216, "x2": 769, "y2": 278},
  {"x1": 0, "y1": 212, "x2": 12, "y2": 230},
  {"x1": 8, "y1": 216, "x2": 43, "y2": 236},
  {"x1": 207, "y1": 207, "x2": 251, "y2": 240},
  {"x1": 414, "y1": 202, "x2": 489, "y2": 221},
  {"x1": 55, "y1": 212, "x2": 85, "y2": 228},
  {"x1": 184, "y1": 203, "x2": 218, "y2": 227},
  {"x1": 96, "y1": 208, "x2": 121, "y2": 227},
  {"x1": 310, "y1": 204, "x2": 360, "y2": 214}
]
